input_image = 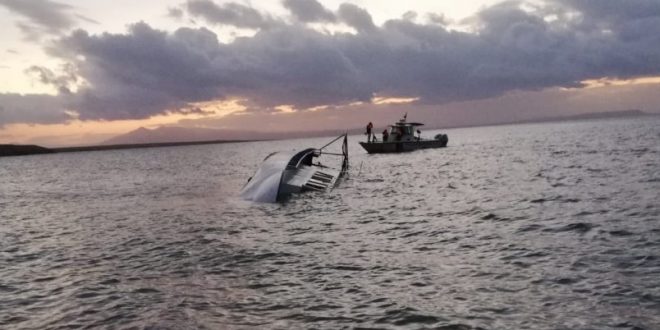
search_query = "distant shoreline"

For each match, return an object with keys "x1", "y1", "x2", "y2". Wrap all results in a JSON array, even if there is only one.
[
  {"x1": 53, "y1": 139, "x2": 251, "y2": 153},
  {"x1": 2, "y1": 110, "x2": 657, "y2": 158},
  {"x1": 0, "y1": 144, "x2": 55, "y2": 157},
  {"x1": 420, "y1": 109, "x2": 659, "y2": 131},
  {"x1": 0, "y1": 140, "x2": 251, "y2": 158}
]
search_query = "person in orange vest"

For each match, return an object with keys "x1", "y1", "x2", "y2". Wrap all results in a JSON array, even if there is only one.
[{"x1": 365, "y1": 122, "x2": 373, "y2": 143}]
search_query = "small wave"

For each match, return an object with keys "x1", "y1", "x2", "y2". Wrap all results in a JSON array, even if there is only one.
[
  {"x1": 481, "y1": 213, "x2": 497, "y2": 220},
  {"x1": 99, "y1": 278, "x2": 120, "y2": 285},
  {"x1": 303, "y1": 304, "x2": 342, "y2": 311},
  {"x1": 329, "y1": 264, "x2": 366, "y2": 271},
  {"x1": 133, "y1": 287, "x2": 161, "y2": 294},
  {"x1": 33, "y1": 276, "x2": 56, "y2": 283},
  {"x1": 401, "y1": 230, "x2": 426, "y2": 238},
  {"x1": 553, "y1": 277, "x2": 583, "y2": 285},
  {"x1": 279, "y1": 313, "x2": 358, "y2": 323},
  {"x1": 480, "y1": 213, "x2": 509, "y2": 221},
  {"x1": 0, "y1": 284, "x2": 18, "y2": 293},
  {"x1": 470, "y1": 306, "x2": 512, "y2": 314},
  {"x1": 511, "y1": 261, "x2": 531, "y2": 268},
  {"x1": 544, "y1": 222, "x2": 595, "y2": 233},
  {"x1": 375, "y1": 307, "x2": 443, "y2": 326},
  {"x1": 435, "y1": 324, "x2": 486, "y2": 330},
  {"x1": 608, "y1": 230, "x2": 634, "y2": 236},
  {"x1": 516, "y1": 224, "x2": 544, "y2": 233}
]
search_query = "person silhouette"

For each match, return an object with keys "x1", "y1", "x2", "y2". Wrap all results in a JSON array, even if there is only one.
[{"x1": 365, "y1": 122, "x2": 374, "y2": 143}]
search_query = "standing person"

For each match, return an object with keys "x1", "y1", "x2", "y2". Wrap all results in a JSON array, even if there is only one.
[
  {"x1": 366, "y1": 122, "x2": 373, "y2": 143},
  {"x1": 382, "y1": 128, "x2": 389, "y2": 142}
]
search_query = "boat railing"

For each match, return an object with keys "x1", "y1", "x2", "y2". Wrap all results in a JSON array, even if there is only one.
[
  {"x1": 286, "y1": 133, "x2": 349, "y2": 175},
  {"x1": 319, "y1": 133, "x2": 349, "y2": 176},
  {"x1": 287, "y1": 148, "x2": 317, "y2": 169}
]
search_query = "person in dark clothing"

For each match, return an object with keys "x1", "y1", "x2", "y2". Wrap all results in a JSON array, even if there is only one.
[
  {"x1": 366, "y1": 122, "x2": 374, "y2": 143},
  {"x1": 382, "y1": 129, "x2": 389, "y2": 142}
]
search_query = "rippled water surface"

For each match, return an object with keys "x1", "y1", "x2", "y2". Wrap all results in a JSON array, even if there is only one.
[{"x1": 2, "y1": 117, "x2": 660, "y2": 329}]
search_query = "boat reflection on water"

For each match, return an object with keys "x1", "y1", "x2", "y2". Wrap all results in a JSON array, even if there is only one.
[{"x1": 240, "y1": 134, "x2": 349, "y2": 203}]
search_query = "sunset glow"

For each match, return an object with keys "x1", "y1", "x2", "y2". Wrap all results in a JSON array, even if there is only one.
[
  {"x1": 581, "y1": 76, "x2": 660, "y2": 89},
  {"x1": 372, "y1": 96, "x2": 419, "y2": 105}
]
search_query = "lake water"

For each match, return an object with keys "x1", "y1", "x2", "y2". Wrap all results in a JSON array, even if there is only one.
[{"x1": 1, "y1": 117, "x2": 659, "y2": 329}]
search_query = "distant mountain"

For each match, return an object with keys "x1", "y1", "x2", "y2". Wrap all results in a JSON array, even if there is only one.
[
  {"x1": 102, "y1": 126, "x2": 353, "y2": 146},
  {"x1": 102, "y1": 126, "x2": 258, "y2": 145}
]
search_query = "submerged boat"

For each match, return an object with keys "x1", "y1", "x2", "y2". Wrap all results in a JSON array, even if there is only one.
[
  {"x1": 359, "y1": 114, "x2": 448, "y2": 154},
  {"x1": 240, "y1": 134, "x2": 349, "y2": 203}
]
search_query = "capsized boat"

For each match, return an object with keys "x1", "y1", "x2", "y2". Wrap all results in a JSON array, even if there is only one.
[
  {"x1": 359, "y1": 114, "x2": 448, "y2": 154},
  {"x1": 240, "y1": 134, "x2": 349, "y2": 203}
]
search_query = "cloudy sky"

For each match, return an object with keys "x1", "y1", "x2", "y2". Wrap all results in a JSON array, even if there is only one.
[{"x1": 1, "y1": 0, "x2": 660, "y2": 146}]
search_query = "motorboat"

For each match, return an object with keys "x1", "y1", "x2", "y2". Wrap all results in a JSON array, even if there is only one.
[
  {"x1": 359, "y1": 114, "x2": 448, "y2": 153},
  {"x1": 240, "y1": 134, "x2": 349, "y2": 203}
]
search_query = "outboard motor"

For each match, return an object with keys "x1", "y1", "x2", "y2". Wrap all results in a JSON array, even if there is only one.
[{"x1": 434, "y1": 134, "x2": 449, "y2": 146}]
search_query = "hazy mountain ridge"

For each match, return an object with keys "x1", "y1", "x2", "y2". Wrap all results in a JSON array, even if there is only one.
[
  {"x1": 102, "y1": 126, "x2": 357, "y2": 145},
  {"x1": 104, "y1": 109, "x2": 654, "y2": 146},
  {"x1": 102, "y1": 126, "x2": 254, "y2": 145}
]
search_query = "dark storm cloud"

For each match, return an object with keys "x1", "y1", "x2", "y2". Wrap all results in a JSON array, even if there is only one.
[
  {"x1": 184, "y1": 0, "x2": 277, "y2": 29},
  {"x1": 0, "y1": 0, "x2": 93, "y2": 39},
  {"x1": 337, "y1": 3, "x2": 377, "y2": 33},
  {"x1": 549, "y1": 0, "x2": 660, "y2": 78},
  {"x1": 48, "y1": 22, "x2": 372, "y2": 119},
  {"x1": 51, "y1": 23, "x2": 228, "y2": 120},
  {"x1": 283, "y1": 0, "x2": 335, "y2": 23},
  {"x1": 4, "y1": 0, "x2": 660, "y2": 125}
]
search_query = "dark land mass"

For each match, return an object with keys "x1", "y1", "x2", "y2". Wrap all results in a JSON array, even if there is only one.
[
  {"x1": 0, "y1": 144, "x2": 55, "y2": 157},
  {"x1": 1, "y1": 109, "x2": 656, "y2": 158},
  {"x1": 0, "y1": 140, "x2": 249, "y2": 158},
  {"x1": 53, "y1": 139, "x2": 248, "y2": 153}
]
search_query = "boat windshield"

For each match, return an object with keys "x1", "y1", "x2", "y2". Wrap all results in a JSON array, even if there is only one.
[{"x1": 391, "y1": 125, "x2": 413, "y2": 135}]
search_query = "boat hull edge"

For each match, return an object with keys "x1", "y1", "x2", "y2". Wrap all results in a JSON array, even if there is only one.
[{"x1": 359, "y1": 139, "x2": 447, "y2": 154}]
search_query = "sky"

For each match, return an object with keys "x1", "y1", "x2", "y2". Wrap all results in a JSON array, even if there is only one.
[{"x1": 1, "y1": 0, "x2": 660, "y2": 146}]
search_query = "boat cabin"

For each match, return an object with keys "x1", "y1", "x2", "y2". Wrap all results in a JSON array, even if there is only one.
[{"x1": 384, "y1": 121, "x2": 424, "y2": 142}]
